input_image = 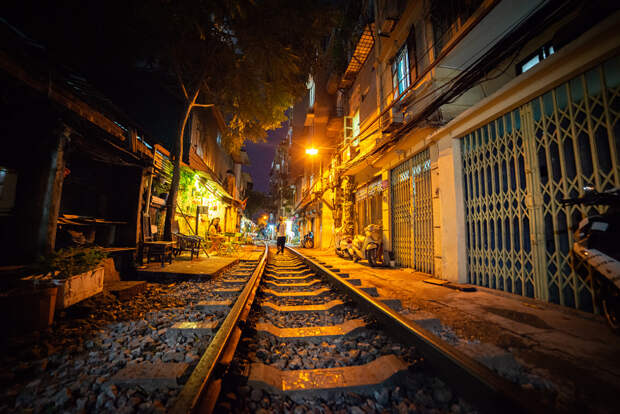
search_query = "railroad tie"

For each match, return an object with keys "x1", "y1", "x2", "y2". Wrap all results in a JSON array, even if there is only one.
[
  {"x1": 167, "y1": 321, "x2": 219, "y2": 338},
  {"x1": 195, "y1": 299, "x2": 233, "y2": 311},
  {"x1": 260, "y1": 286, "x2": 331, "y2": 298},
  {"x1": 254, "y1": 319, "x2": 367, "y2": 342},
  {"x1": 213, "y1": 287, "x2": 243, "y2": 297},
  {"x1": 248, "y1": 354, "x2": 409, "y2": 397},
  {"x1": 221, "y1": 278, "x2": 248, "y2": 287},
  {"x1": 262, "y1": 279, "x2": 321, "y2": 288},
  {"x1": 260, "y1": 299, "x2": 344, "y2": 313}
]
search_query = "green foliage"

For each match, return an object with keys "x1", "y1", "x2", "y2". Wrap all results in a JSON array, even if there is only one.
[
  {"x1": 35, "y1": 247, "x2": 107, "y2": 279},
  {"x1": 129, "y1": 0, "x2": 336, "y2": 152},
  {"x1": 177, "y1": 167, "x2": 200, "y2": 215}
]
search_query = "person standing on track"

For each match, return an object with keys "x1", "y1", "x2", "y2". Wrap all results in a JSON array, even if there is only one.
[{"x1": 276, "y1": 217, "x2": 287, "y2": 254}]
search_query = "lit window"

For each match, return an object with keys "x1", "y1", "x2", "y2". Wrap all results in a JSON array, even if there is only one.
[
  {"x1": 392, "y1": 46, "x2": 410, "y2": 100},
  {"x1": 517, "y1": 44, "x2": 556, "y2": 75},
  {"x1": 352, "y1": 110, "x2": 360, "y2": 146},
  {"x1": 307, "y1": 75, "x2": 316, "y2": 109}
]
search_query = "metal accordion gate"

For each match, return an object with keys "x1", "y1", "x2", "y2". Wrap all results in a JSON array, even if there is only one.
[
  {"x1": 391, "y1": 149, "x2": 434, "y2": 273},
  {"x1": 461, "y1": 56, "x2": 620, "y2": 311}
]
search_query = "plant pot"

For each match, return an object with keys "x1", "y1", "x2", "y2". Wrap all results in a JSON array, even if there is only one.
[
  {"x1": 54, "y1": 267, "x2": 104, "y2": 309},
  {"x1": 0, "y1": 286, "x2": 58, "y2": 334}
]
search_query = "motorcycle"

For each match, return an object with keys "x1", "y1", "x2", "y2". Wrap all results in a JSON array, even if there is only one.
[
  {"x1": 560, "y1": 187, "x2": 620, "y2": 332},
  {"x1": 349, "y1": 224, "x2": 384, "y2": 267},
  {"x1": 335, "y1": 226, "x2": 353, "y2": 259},
  {"x1": 302, "y1": 231, "x2": 314, "y2": 248}
]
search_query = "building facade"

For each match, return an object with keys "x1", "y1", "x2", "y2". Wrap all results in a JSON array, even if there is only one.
[
  {"x1": 148, "y1": 108, "x2": 251, "y2": 240},
  {"x1": 290, "y1": 0, "x2": 620, "y2": 313}
]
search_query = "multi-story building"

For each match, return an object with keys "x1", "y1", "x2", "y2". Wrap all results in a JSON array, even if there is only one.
[
  {"x1": 269, "y1": 122, "x2": 295, "y2": 219},
  {"x1": 292, "y1": 0, "x2": 620, "y2": 313},
  {"x1": 149, "y1": 107, "x2": 251, "y2": 239}
]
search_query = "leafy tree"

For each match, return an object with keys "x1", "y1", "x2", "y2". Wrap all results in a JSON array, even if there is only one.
[
  {"x1": 128, "y1": 0, "x2": 335, "y2": 239},
  {"x1": 4, "y1": 0, "x2": 336, "y2": 240}
]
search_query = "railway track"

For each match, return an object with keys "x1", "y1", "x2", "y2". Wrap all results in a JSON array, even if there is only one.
[
  {"x1": 172, "y1": 247, "x2": 550, "y2": 414},
  {"x1": 2, "y1": 249, "x2": 265, "y2": 413}
]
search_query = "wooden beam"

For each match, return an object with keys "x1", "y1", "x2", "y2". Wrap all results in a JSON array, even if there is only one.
[{"x1": 0, "y1": 51, "x2": 129, "y2": 145}]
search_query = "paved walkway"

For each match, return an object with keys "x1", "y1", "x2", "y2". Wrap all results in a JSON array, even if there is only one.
[
  {"x1": 136, "y1": 245, "x2": 263, "y2": 281},
  {"x1": 296, "y1": 247, "x2": 620, "y2": 414}
]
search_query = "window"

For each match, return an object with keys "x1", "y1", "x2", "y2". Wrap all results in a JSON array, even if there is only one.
[
  {"x1": 216, "y1": 131, "x2": 222, "y2": 146},
  {"x1": 392, "y1": 46, "x2": 410, "y2": 100},
  {"x1": 307, "y1": 75, "x2": 316, "y2": 109},
  {"x1": 517, "y1": 44, "x2": 556, "y2": 75},
  {"x1": 352, "y1": 110, "x2": 360, "y2": 144}
]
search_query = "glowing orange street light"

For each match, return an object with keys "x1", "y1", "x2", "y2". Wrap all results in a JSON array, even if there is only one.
[{"x1": 305, "y1": 148, "x2": 318, "y2": 156}]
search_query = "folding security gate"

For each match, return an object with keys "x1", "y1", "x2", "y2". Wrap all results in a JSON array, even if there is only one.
[
  {"x1": 391, "y1": 149, "x2": 433, "y2": 273},
  {"x1": 461, "y1": 56, "x2": 620, "y2": 311}
]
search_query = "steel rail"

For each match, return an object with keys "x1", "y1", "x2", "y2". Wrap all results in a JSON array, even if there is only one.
[
  {"x1": 288, "y1": 246, "x2": 552, "y2": 414},
  {"x1": 170, "y1": 243, "x2": 268, "y2": 414}
]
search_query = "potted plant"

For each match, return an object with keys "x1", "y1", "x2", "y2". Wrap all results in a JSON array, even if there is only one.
[{"x1": 25, "y1": 247, "x2": 107, "y2": 309}]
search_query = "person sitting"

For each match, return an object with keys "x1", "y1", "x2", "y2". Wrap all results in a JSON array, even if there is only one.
[{"x1": 207, "y1": 217, "x2": 224, "y2": 253}]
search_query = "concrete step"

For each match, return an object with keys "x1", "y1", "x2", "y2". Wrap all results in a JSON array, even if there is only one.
[{"x1": 248, "y1": 354, "x2": 408, "y2": 396}]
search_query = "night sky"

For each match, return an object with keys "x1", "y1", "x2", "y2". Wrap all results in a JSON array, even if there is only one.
[{"x1": 244, "y1": 125, "x2": 288, "y2": 193}]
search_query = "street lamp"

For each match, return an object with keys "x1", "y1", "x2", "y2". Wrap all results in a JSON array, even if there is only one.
[{"x1": 305, "y1": 148, "x2": 318, "y2": 155}]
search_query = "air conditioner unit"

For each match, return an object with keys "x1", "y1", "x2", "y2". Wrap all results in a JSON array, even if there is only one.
[{"x1": 380, "y1": 106, "x2": 403, "y2": 133}]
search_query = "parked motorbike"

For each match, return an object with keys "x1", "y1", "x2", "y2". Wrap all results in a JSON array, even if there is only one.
[
  {"x1": 560, "y1": 187, "x2": 620, "y2": 332},
  {"x1": 349, "y1": 224, "x2": 383, "y2": 267},
  {"x1": 335, "y1": 226, "x2": 353, "y2": 259},
  {"x1": 302, "y1": 231, "x2": 314, "y2": 248}
]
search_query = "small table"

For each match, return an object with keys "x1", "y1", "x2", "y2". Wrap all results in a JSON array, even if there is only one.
[{"x1": 144, "y1": 241, "x2": 175, "y2": 267}]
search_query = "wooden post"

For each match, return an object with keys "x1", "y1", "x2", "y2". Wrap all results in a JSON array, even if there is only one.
[
  {"x1": 195, "y1": 205, "x2": 200, "y2": 236},
  {"x1": 38, "y1": 125, "x2": 70, "y2": 255}
]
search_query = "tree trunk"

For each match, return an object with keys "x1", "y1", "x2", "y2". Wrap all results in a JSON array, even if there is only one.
[{"x1": 163, "y1": 89, "x2": 200, "y2": 240}]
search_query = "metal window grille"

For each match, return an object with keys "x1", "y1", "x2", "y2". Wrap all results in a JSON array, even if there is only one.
[
  {"x1": 391, "y1": 149, "x2": 434, "y2": 273},
  {"x1": 462, "y1": 55, "x2": 620, "y2": 311}
]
